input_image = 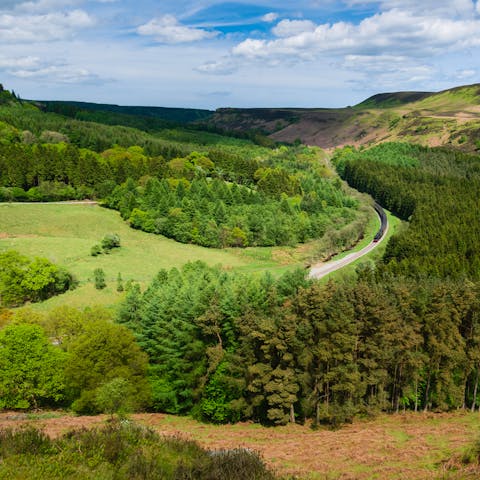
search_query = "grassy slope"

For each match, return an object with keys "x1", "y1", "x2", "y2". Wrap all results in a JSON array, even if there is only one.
[
  {"x1": 0, "y1": 203, "x2": 318, "y2": 310},
  {"x1": 209, "y1": 84, "x2": 480, "y2": 152},
  {"x1": 0, "y1": 204, "x2": 261, "y2": 310},
  {"x1": 1, "y1": 411, "x2": 478, "y2": 479}
]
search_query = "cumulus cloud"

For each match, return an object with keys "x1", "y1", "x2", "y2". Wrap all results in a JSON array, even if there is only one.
[
  {"x1": 232, "y1": 10, "x2": 480, "y2": 62},
  {"x1": 262, "y1": 12, "x2": 279, "y2": 23},
  {"x1": 137, "y1": 14, "x2": 219, "y2": 44},
  {"x1": 272, "y1": 19, "x2": 316, "y2": 37},
  {"x1": 0, "y1": 9, "x2": 94, "y2": 42}
]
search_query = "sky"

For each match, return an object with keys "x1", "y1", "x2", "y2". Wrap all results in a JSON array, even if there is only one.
[{"x1": 1, "y1": 0, "x2": 480, "y2": 109}]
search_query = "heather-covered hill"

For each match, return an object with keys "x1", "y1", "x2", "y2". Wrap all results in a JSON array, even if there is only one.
[{"x1": 207, "y1": 83, "x2": 480, "y2": 151}]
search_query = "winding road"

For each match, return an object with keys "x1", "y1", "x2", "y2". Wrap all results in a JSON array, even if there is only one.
[{"x1": 308, "y1": 204, "x2": 389, "y2": 280}]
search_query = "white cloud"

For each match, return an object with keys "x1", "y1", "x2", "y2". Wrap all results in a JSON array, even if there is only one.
[
  {"x1": 0, "y1": 54, "x2": 102, "y2": 84},
  {"x1": 262, "y1": 12, "x2": 279, "y2": 23},
  {"x1": 340, "y1": 54, "x2": 435, "y2": 88},
  {"x1": 232, "y1": 10, "x2": 480, "y2": 62},
  {"x1": 11, "y1": 65, "x2": 100, "y2": 83},
  {"x1": 0, "y1": 55, "x2": 42, "y2": 69},
  {"x1": 477, "y1": 0, "x2": 480, "y2": 13},
  {"x1": 137, "y1": 14, "x2": 219, "y2": 44},
  {"x1": 195, "y1": 58, "x2": 237, "y2": 75},
  {"x1": 272, "y1": 19, "x2": 316, "y2": 37},
  {"x1": 453, "y1": 68, "x2": 476, "y2": 79},
  {"x1": 0, "y1": 9, "x2": 94, "y2": 42}
]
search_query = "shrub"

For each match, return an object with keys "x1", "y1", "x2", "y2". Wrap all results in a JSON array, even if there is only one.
[
  {"x1": 90, "y1": 244, "x2": 102, "y2": 256},
  {"x1": 117, "y1": 273, "x2": 124, "y2": 292},
  {"x1": 94, "y1": 268, "x2": 106, "y2": 290},
  {"x1": 0, "y1": 426, "x2": 53, "y2": 456},
  {"x1": 0, "y1": 422, "x2": 278, "y2": 479},
  {"x1": 101, "y1": 233, "x2": 121, "y2": 252}
]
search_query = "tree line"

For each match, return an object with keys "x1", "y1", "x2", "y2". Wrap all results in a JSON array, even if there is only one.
[{"x1": 115, "y1": 261, "x2": 480, "y2": 427}]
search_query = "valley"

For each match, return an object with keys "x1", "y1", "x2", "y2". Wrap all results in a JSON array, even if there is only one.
[{"x1": 1, "y1": 82, "x2": 480, "y2": 479}]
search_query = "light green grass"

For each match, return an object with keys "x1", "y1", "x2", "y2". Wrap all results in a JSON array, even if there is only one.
[
  {"x1": 0, "y1": 203, "x2": 270, "y2": 309},
  {"x1": 411, "y1": 85, "x2": 480, "y2": 111}
]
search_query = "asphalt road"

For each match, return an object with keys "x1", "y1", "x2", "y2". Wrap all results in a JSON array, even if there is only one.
[{"x1": 308, "y1": 207, "x2": 389, "y2": 280}]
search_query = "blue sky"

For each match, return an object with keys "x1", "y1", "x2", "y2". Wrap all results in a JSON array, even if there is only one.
[{"x1": 1, "y1": 0, "x2": 480, "y2": 109}]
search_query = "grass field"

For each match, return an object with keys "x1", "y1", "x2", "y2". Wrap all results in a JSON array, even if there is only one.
[
  {"x1": 0, "y1": 410, "x2": 478, "y2": 479},
  {"x1": 0, "y1": 202, "x2": 329, "y2": 310},
  {"x1": 0, "y1": 203, "x2": 275, "y2": 310}
]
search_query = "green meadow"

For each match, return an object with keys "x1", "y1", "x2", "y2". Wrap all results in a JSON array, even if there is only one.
[{"x1": 0, "y1": 203, "x2": 270, "y2": 309}]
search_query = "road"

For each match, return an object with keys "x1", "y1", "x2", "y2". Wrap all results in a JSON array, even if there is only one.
[{"x1": 308, "y1": 206, "x2": 389, "y2": 280}]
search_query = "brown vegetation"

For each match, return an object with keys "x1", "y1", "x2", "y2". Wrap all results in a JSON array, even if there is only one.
[{"x1": 1, "y1": 411, "x2": 478, "y2": 479}]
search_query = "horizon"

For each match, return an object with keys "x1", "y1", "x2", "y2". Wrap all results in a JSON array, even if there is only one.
[
  {"x1": 24, "y1": 82, "x2": 480, "y2": 111},
  {"x1": 1, "y1": 1, "x2": 480, "y2": 109}
]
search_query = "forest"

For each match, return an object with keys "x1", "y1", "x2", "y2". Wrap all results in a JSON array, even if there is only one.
[
  {"x1": 334, "y1": 142, "x2": 480, "y2": 279},
  {"x1": 2, "y1": 88, "x2": 480, "y2": 432},
  {"x1": 0, "y1": 97, "x2": 361, "y2": 250},
  {"x1": 3, "y1": 262, "x2": 480, "y2": 428}
]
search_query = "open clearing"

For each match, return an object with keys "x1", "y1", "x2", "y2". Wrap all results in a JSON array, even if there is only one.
[
  {"x1": 1, "y1": 411, "x2": 478, "y2": 479},
  {"x1": 0, "y1": 203, "x2": 280, "y2": 309}
]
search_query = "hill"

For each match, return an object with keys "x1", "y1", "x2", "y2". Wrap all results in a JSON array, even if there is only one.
[
  {"x1": 37, "y1": 100, "x2": 213, "y2": 132},
  {"x1": 207, "y1": 83, "x2": 480, "y2": 151}
]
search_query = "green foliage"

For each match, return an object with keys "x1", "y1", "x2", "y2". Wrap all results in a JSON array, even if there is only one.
[
  {"x1": 95, "y1": 377, "x2": 133, "y2": 417},
  {"x1": 65, "y1": 320, "x2": 150, "y2": 414},
  {"x1": 0, "y1": 421, "x2": 277, "y2": 480},
  {"x1": 0, "y1": 324, "x2": 66, "y2": 409},
  {"x1": 0, "y1": 250, "x2": 74, "y2": 307},
  {"x1": 116, "y1": 260, "x2": 480, "y2": 426},
  {"x1": 0, "y1": 96, "x2": 360, "y2": 254},
  {"x1": 117, "y1": 262, "x2": 309, "y2": 424},
  {"x1": 93, "y1": 268, "x2": 106, "y2": 290},
  {"x1": 90, "y1": 243, "x2": 102, "y2": 256},
  {"x1": 101, "y1": 233, "x2": 121, "y2": 251},
  {"x1": 106, "y1": 167, "x2": 355, "y2": 249},
  {"x1": 117, "y1": 272, "x2": 124, "y2": 292},
  {"x1": 334, "y1": 142, "x2": 480, "y2": 279}
]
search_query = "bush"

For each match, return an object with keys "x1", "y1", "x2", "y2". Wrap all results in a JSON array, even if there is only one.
[
  {"x1": 90, "y1": 244, "x2": 102, "y2": 256},
  {"x1": 94, "y1": 268, "x2": 106, "y2": 290},
  {"x1": 101, "y1": 233, "x2": 121, "y2": 252},
  {"x1": 0, "y1": 426, "x2": 53, "y2": 456},
  {"x1": 0, "y1": 422, "x2": 278, "y2": 479}
]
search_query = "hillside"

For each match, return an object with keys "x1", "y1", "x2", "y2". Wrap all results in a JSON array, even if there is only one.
[
  {"x1": 208, "y1": 83, "x2": 480, "y2": 151},
  {"x1": 35, "y1": 100, "x2": 213, "y2": 133}
]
